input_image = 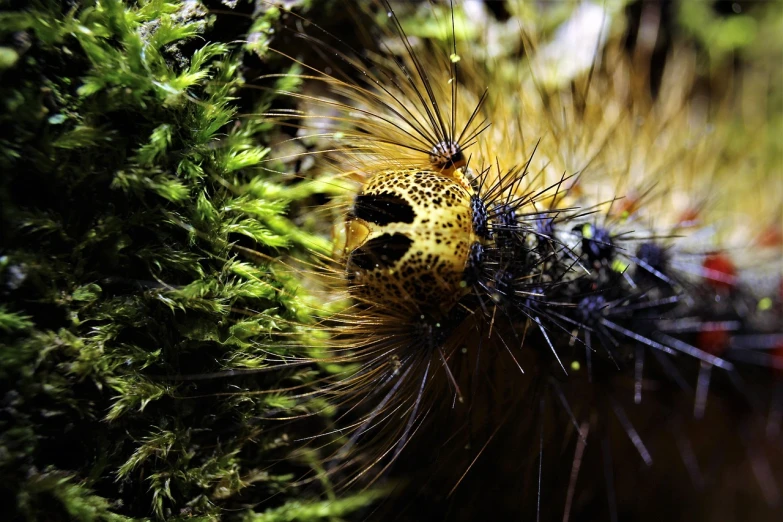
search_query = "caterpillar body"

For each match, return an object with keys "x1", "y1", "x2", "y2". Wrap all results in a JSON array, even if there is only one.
[{"x1": 194, "y1": 1, "x2": 783, "y2": 520}]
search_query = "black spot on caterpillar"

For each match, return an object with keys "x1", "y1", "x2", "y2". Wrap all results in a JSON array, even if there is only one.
[
  {"x1": 177, "y1": 1, "x2": 783, "y2": 520},
  {"x1": 353, "y1": 193, "x2": 416, "y2": 226}
]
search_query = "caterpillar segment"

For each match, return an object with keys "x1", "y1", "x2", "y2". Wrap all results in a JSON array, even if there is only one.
[{"x1": 344, "y1": 169, "x2": 480, "y2": 318}]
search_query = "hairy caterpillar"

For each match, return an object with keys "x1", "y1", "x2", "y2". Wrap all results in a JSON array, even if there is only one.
[{"x1": 185, "y1": 1, "x2": 782, "y2": 520}]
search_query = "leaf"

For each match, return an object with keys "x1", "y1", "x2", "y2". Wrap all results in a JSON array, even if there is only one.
[{"x1": 72, "y1": 283, "x2": 103, "y2": 302}]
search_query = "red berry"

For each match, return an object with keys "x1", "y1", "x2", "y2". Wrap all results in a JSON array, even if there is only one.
[{"x1": 702, "y1": 252, "x2": 737, "y2": 290}]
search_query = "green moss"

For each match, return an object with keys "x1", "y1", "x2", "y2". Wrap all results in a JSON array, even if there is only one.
[{"x1": 0, "y1": 0, "x2": 369, "y2": 520}]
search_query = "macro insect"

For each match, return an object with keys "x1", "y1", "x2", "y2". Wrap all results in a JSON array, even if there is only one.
[{"x1": 189, "y1": 1, "x2": 783, "y2": 520}]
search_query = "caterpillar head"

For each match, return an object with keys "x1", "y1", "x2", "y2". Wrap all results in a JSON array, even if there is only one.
[{"x1": 343, "y1": 169, "x2": 483, "y2": 317}]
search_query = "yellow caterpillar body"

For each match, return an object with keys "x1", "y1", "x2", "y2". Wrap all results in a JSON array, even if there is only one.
[
  {"x1": 344, "y1": 168, "x2": 479, "y2": 318},
  {"x1": 251, "y1": 1, "x2": 783, "y2": 520}
]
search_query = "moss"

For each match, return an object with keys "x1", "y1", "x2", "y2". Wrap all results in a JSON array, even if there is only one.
[{"x1": 0, "y1": 0, "x2": 372, "y2": 520}]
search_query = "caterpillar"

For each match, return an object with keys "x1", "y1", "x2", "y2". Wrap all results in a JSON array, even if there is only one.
[{"x1": 183, "y1": 1, "x2": 782, "y2": 520}]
